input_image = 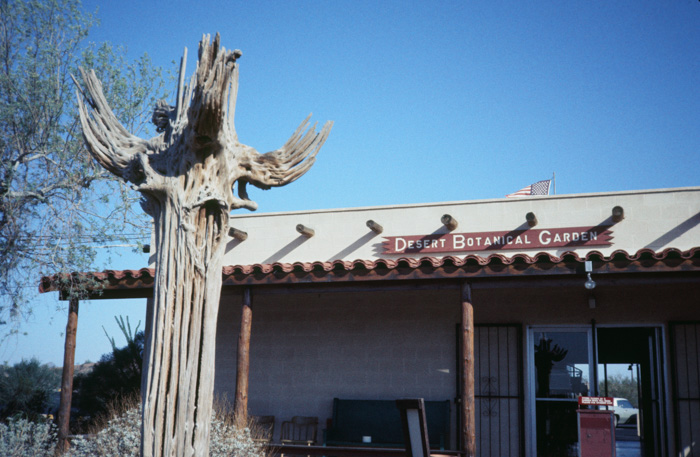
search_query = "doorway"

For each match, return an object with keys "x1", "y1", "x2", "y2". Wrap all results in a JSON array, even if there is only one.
[
  {"x1": 529, "y1": 326, "x2": 666, "y2": 457},
  {"x1": 597, "y1": 327, "x2": 666, "y2": 457}
]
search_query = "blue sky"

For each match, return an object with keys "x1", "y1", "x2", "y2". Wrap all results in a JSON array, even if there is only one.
[{"x1": 3, "y1": 0, "x2": 699, "y2": 366}]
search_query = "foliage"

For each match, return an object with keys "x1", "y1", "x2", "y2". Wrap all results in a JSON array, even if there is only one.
[
  {"x1": 68, "y1": 397, "x2": 269, "y2": 457},
  {"x1": 0, "y1": 417, "x2": 57, "y2": 457},
  {"x1": 599, "y1": 373, "x2": 639, "y2": 408},
  {"x1": 0, "y1": 0, "x2": 169, "y2": 335},
  {"x1": 73, "y1": 317, "x2": 143, "y2": 426},
  {"x1": 0, "y1": 358, "x2": 60, "y2": 421},
  {"x1": 0, "y1": 394, "x2": 270, "y2": 457},
  {"x1": 69, "y1": 403, "x2": 141, "y2": 457}
]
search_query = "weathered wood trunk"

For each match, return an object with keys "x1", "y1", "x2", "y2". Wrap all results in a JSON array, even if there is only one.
[
  {"x1": 74, "y1": 33, "x2": 331, "y2": 457},
  {"x1": 141, "y1": 199, "x2": 226, "y2": 456}
]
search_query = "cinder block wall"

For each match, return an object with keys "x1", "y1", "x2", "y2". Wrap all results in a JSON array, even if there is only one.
[
  {"x1": 215, "y1": 287, "x2": 461, "y2": 445},
  {"x1": 215, "y1": 279, "x2": 700, "y2": 450}
]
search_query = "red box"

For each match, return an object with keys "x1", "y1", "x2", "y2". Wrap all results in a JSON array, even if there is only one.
[{"x1": 577, "y1": 409, "x2": 616, "y2": 457}]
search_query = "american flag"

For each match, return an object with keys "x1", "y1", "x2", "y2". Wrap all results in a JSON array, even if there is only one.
[{"x1": 506, "y1": 179, "x2": 552, "y2": 198}]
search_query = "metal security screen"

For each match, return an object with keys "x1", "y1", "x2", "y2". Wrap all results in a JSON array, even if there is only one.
[
  {"x1": 474, "y1": 325, "x2": 523, "y2": 457},
  {"x1": 671, "y1": 322, "x2": 700, "y2": 457}
]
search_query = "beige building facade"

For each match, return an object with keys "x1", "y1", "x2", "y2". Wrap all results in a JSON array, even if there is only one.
[
  {"x1": 48, "y1": 186, "x2": 700, "y2": 457},
  {"x1": 212, "y1": 187, "x2": 699, "y2": 457}
]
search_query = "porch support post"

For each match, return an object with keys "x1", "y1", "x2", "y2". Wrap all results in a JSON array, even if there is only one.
[
  {"x1": 57, "y1": 295, "x2": 79, "y2": 454},
  {"x1": 460, "y1": 282, "x2": 476, "y2": 457},
  {"x1": 234, "y1": 287, "x2": 253, "y2": 428}
]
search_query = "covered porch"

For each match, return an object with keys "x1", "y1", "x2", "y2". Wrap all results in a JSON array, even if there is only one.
[{"x1": 42, "y1": 245, "x2": 700, "y2": 456}]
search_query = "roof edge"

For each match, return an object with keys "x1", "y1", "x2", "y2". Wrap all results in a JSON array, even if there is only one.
[
  {"x1": 230, "y1": 186, "x2": 700, "y2": 219},
  {"x1": 40, "y1": 247, "x2": 700, "y2": 296}
]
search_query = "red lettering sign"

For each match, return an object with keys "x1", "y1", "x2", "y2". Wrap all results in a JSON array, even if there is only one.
[{"x1": 382, "y1": 226, "x2": 613, "y2": 254}]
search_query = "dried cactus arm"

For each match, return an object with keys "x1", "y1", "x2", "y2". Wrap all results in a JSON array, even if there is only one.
[
  {"x1": 74, "y1": 68, "x2": 150, "y2": 180},
  {"x1": 188, "y1": 35, "x2": 240, "y2": 141},
  {"x1": 242, "y1": 115, "x2": 333, "y2": 190}
]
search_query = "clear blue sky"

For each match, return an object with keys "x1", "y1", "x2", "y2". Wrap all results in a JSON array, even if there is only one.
[{"x1": 3, "y1": 0, "x2": 699, "y2": 366}]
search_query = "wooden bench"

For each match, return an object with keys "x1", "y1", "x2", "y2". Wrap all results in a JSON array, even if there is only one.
[{"x1": 323, "y1": 398, "x2": 451, "y2": 449}]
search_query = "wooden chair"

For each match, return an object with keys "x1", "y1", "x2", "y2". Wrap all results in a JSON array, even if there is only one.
[
  {"x1": 250, "y1": 415, "x2": 275, "y2": 444},
  {"x1": 280, "y1": 416, "x2": 318, "y2": 445},
  {"x1": 396, "y1": 399, "x2": 430, "y2": 457}
]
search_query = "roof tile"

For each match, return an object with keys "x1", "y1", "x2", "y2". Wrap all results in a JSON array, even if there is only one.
[{"x1": 40, "y1": 247, "x2": 700, "y2": 293}]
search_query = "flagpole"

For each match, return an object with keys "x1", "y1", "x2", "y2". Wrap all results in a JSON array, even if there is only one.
[{"x1": 552, "y1": 172, "x2": 556, "y2": 195}]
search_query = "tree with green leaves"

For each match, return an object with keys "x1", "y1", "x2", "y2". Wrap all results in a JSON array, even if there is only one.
[
  {"x1": 600, "y1": 373, "x2": 639, "y2": 408},
  {"x1": 0, "y1": 0, "x2": 168, "y2": 334},
  {"x1": 0, "y1": 358, "x2": 60, "y2": 421}
]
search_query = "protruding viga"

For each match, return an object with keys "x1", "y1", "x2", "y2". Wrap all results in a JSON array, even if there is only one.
[{"x1": 74, "y1": 33, "x2": 332, "y2": 457}]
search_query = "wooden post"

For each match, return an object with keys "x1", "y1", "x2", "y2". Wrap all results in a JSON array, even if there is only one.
[
  {"x1": 441, "y1": 214, "x2": 458, "y2": 231},
  {"x1": 526, "y1": 212, "x2": 538, "y2": 227},
  {"x1": 234, "y1": 287, "x2": 253, "y2": 428},
  {"x1": 296, "y1": 224, "x2": 315, "y2": 237},
  {"x1": 366, "y1": 219, "x2": 384, "y2": 234},
  {"x1": 460, "y1": 282, "x2": 476, "y2": 457},
  {"x1": 57, "y1": 296, "x2": 79, "y2": 454},
  {"x1": 228, "y1": 227, "x2": 248, "y2": 241},
  {"x1": 612, "y1": 205, "x2": 625, "y2": 223}
]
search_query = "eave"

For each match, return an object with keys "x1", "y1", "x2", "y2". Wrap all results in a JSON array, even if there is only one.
[{"x1": 39, "y1": 247, "x2": 700, "y2": 300}]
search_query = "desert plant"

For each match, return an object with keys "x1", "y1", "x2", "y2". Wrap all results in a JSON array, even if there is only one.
[
  {"x1": 0, "y1": 393, "x2": 270, "y2": 456},
  {"x1": 72, "y1": 317, "x2": 143, "y2": 427},
  {"x1": 0, "y1": 358, "x2": 60, "y2": 421},
  {"x1": 68, "y1": 404, "x2": 141, "y2": 457},
  {"x1": 69, "y1": 395, "x2": 269, "y2": 457},
  {"x1": 0, "y1": 417, "x2": 57, "y2": 457}
]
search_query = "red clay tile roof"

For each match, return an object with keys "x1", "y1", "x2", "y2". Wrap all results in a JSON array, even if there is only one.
[
  {"x1": 223, "y1": 247, "x2": 700, "y2": 274},
  {"x1": 40, "y1": 247, "x2": 700, "y2": 294}
]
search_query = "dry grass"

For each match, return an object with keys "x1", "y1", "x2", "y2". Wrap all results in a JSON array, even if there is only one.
[
  {"x1": 213, "y1": 395, "x2": 277, "y2": 457},
  {"x1": 81, "y1": 393, "x2": 141, "y2": 437},
  {"x1": 68, "y1": 393, "x2": 274, "y2": 457}
]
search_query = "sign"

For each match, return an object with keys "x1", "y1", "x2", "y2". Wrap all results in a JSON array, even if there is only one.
[
  {"x1": 382, "y1": 226, "x2": 613, "y2": 255},
  {"x1": 578, "y1": 396, "x2": 614, "y2": 406}
]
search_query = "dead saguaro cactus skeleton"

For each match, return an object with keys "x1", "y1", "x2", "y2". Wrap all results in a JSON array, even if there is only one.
[{"x1": 74, "y1": 34, "x2": 332, "y2": 457}]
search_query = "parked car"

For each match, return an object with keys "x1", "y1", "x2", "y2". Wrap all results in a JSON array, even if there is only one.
[{"x1": 613, "y1": 397, "x2": 638, "y2": 426}]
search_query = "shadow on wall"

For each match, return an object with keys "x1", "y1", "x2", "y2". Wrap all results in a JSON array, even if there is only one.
[
  {"x1": 329, "y1": 231, "x2": 377, "y2": 262},
  {"x1": 262, "y1": 235, "x2": 310, "y2": 264},
  {"x1": 645, "y1": 212, "x2": 700, "y2": 250}
]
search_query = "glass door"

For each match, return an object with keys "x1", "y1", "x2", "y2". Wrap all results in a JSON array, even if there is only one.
[
  {"x1": 596, "y1": 327, "x2": 666, "y2": 457},
  {"x1": 530, "y1": 328, "x2": 594, "y2": 457}
]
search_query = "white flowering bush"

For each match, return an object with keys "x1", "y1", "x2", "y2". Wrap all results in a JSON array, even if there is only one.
[
  {"x1": 0, "y1": 394, "x2": 269, "y2": 457},
  {"x1": 69, "y1": 405, "x2": 269, "y2": 457},
  {"x1": 209, "y1": 419, "x2": 267, "y2": 457},
  {"x1": 68, "y1": 407, "x2": 141, "y2": 457},
  {"x1": 0, "y1": 417, "x2": 57, "y2": 457}
]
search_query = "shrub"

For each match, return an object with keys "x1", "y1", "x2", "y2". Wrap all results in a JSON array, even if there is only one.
[
  {"x1": 73, "y1": 317, "x2": 143, "y2": 428},
  {"x1": 68, "y1": 406, "x2": 141, "y2": 457},
  {"x1": 69, "y1": 395, "x2": 269, "y2": 457},
  {"x1": 0, "y1": 417, "x2": 57, "y2": 457},
  {"x1": 0, "y1": 358, "x2": 60, "y2": 421}
]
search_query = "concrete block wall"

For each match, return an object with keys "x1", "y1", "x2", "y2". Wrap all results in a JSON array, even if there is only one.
[
  {"x1": 215, "y1": 287, "x2": 461, "y2": 445},
  {"x1": 215, "y1": 278, "x2": 700, "y2": 451}
]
